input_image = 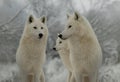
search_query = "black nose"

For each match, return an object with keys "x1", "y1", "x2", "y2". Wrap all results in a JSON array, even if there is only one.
[
  {"x1": 53, "y1": 47, "x2": 56, "y2": 51},
  {"x1": 39, "y1": 33, "x2": 43, "y2": 38},
  {"x1": 58, "y1": 34, "x2": 62, "y2": 38}
]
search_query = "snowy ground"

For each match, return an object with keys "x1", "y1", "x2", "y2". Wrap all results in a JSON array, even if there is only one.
[{"x1": 0, "y1": 58, "x2": 120, "y2": 82}]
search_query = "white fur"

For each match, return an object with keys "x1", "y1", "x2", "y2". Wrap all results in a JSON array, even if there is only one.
[
  {"x1": 16, "y1": 15, "x2": 48, "y2": 82},
  {"x1": 55, "y1": 38, "x2": 75, "y2": 82},
  {"x1": 60, "y1": 12, "x2": 102, "y2": 82}
]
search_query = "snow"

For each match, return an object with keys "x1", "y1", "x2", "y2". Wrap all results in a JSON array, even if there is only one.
[
  {"x1": 1, "y1": 60, "x2": 120, "y2": 82},
  {"x1": 0, "y1": 0, "x2": 120, "y2": 82}
]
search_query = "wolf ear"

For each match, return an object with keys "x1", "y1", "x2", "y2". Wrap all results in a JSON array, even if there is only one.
[
  {"x1": 40, "y1": 16, "x2": 46, "y2": 24},
  {"x1": 74, "y1": 12, "x2": 80, "y2": 20},
  {"x1": 28, "y1": 14, "x2": 34, "y2": 24},
  {"x1": 67, "y1": 13, "x2": 70, "y2": 19}
]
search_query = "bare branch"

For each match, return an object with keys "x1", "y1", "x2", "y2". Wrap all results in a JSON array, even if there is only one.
[{"x1": 0, "y1": 4, "x2": 29, "y2": 27}]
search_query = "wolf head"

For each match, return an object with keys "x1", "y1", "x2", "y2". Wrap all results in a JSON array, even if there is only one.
[
  {"x1": 58, "y1": 12, "x2": 90, "y2": 40},
  {"x1": 53, "y1": 37, "x2": 68, "y2": 51},
  {"x1": 24, "y1": 14, "x2": 48, "y2": 40}
]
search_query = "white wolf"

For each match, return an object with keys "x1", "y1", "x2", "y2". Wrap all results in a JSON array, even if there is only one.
[
  {"x1": 53, "y1": 37, "x2": 75, "y2": 82},
  {"x1": 58, "y1": 12, "x2": 102, "y2": 82},
  {"x1": 16, "y1": 14, "x2": 48, "y2": 82}
]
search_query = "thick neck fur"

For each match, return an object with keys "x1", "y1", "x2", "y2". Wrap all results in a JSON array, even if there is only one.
[
  {"x1": 19, "y1": 29, "x2": 48, "y2": 54},
  {"x1": 68, "y1": 27, "x2": 100, "y2": 56}
]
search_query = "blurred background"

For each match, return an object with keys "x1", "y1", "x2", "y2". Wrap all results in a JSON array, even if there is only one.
[{"x1": 0, "y1": 0, "x2": 120, "y2": 82}]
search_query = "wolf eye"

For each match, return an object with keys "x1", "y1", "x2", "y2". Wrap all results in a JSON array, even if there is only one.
[
  {"x1": 59, "y1": 41, "x2": 62, "y2": 44},
  {"x1": 68, "y1": 25, "x2": 72, "y2": 28},
  {"x1": 41, "y1": 27, "x2": 43, "y2": 29},
  {"x1": 33, "y1": 26, "x2": 37, "y2": 29}
]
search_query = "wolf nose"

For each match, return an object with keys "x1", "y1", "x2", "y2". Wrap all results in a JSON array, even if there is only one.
[
  {"x1": 58, "y1": 34, "x2": 62, "y2": 38},
  {"x1": 53, "y1": 47, "x2": 56, "y2": 51},
  {"x1": 39, "y1": 33, "x2": 43, "y2": 38}
]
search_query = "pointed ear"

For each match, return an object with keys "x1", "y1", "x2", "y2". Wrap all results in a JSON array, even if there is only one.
[
  {"x1": 67, "y1": 13, "x2": 70, "y2": 19},
  {"x1": 28, "y1": 14, "x2": 34, "y2": 24},
  {"x1": 40, "y1": 16, "x2": 46, "y2": 24},
  {"x1": 74, "y1": 12, "x2": 80, "y2": 20}
]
